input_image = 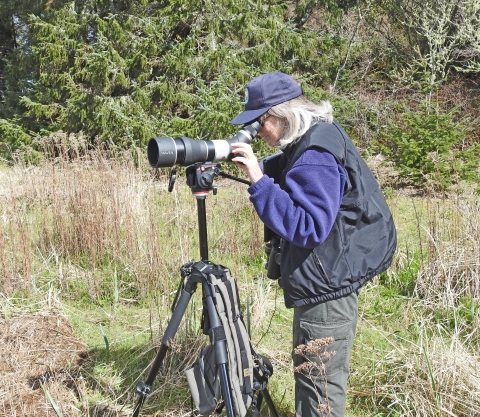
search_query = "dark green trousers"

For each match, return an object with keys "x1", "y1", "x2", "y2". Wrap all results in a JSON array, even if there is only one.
[{"x1": 292, "y1": 290, "x2": 358, "y2": 417}]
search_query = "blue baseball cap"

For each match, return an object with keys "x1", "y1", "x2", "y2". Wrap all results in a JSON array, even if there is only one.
[{"x1": 229, "y1": 72, "x2": 303, "y2": 125}]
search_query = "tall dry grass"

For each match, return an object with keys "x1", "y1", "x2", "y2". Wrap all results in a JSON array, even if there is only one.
[
  {"x1": 353, "y1": 328, "x2": 480, "y2": 416},
  {"x1": 415, "y1": 195, "x2": 480, "y2": 303},
  {"x1": 353, "y1": 191, "x2": 480, "y2": 416},
  {"x1": 0, "y1": 132, "x2": 263, "y2": 302}
]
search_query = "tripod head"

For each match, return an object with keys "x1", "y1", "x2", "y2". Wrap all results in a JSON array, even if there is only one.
[
  {"x1": 168, "y1": 162, "x2": 251, "y2": 195},
  {"x1": 185, "y1": 162, "x2": 220, "y2": 195}
]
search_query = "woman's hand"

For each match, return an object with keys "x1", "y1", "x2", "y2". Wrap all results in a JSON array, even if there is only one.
[{"x1": 231, "y1": 143, "x2": 264, "y2": 184}]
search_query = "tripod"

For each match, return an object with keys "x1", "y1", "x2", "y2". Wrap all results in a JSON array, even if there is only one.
[{"x1": 132, "y1": 163, "x2": 279, "y2": 417}]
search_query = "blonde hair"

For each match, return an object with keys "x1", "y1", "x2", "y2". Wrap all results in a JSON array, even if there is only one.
[{"x1": 265, "y1": 95, "x2": 333, "y2": 148}]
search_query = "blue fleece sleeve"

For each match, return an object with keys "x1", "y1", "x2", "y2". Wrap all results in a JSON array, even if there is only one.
[{"x1": 248, "y1": 148, "x2": 346, "y2": 249}]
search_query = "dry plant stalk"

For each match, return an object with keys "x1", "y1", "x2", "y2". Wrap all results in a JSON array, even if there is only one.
[{"x1": 294, "y1": 337, "x2": 336, "y2": 417}]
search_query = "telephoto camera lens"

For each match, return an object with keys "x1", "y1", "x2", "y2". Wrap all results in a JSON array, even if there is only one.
[{"x1": 148, "y1": 120, "x2": 261, "y2": 168}]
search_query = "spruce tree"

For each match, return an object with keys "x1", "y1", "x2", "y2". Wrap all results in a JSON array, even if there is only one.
[{"x1": 0, "y1": 0, "x2": 347, "y2": 153}]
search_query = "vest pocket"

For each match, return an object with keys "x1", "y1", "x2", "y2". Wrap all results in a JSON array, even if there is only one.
[{"x1": 312, "y1": 252, "x2": 330, "y2": 285}]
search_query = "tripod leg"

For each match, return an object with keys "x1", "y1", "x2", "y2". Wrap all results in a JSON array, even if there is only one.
[
  {"x1": 132, "y1": 281, "x2": 197, "y2": 417},
  {"x1": 259, "y1": 388, "x2": 280, "y2": 417},
  {"x1": 251, "y1": 389, "x2": 280, "y2": 417},
  {"x1": 252, "y1": 366, "x2": 280, "y2": 417}
]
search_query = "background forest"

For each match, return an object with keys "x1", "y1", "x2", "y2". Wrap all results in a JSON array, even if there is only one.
[
  {"x1": 1, "y1": 0, "x2": 480, "y2": 189},
  {"x1": 1, "y1": 1, "x2": 480, "y2": 417}
]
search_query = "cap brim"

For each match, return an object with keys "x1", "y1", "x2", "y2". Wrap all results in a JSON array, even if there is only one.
[{"x1": 229, "y1": 107, "x2": 270, "y2": 125}]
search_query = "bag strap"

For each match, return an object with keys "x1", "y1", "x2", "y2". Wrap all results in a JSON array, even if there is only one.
[{"x1": 214, "y1": 269, "x2": 254, "y2": 403}]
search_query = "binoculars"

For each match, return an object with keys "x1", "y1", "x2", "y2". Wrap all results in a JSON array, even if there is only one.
[{"x1": 265, "y1": 237, "x2": 281, "y2": 280}]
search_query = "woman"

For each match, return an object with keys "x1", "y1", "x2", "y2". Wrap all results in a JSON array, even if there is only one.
[{"x1": 230, "y1": 72, "x2": 396, "y2": 417}]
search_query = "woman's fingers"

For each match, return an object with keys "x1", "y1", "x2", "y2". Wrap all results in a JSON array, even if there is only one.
[
  {"x1": 231, "y1": 143, "x2": 256, "y2": 161},
  {"x1": 230, "y1": 143, "x2": 263, "y2": 183}
]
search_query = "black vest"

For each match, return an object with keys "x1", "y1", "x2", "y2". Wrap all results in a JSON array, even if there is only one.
[{"x1": 278, "y1": 120, "x2": 397, "y2": 307}]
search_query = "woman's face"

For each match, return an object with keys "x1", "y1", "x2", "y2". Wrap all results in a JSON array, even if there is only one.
[{"x1": 259, "y1": 113, "x2": 284, "y2": 147}]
